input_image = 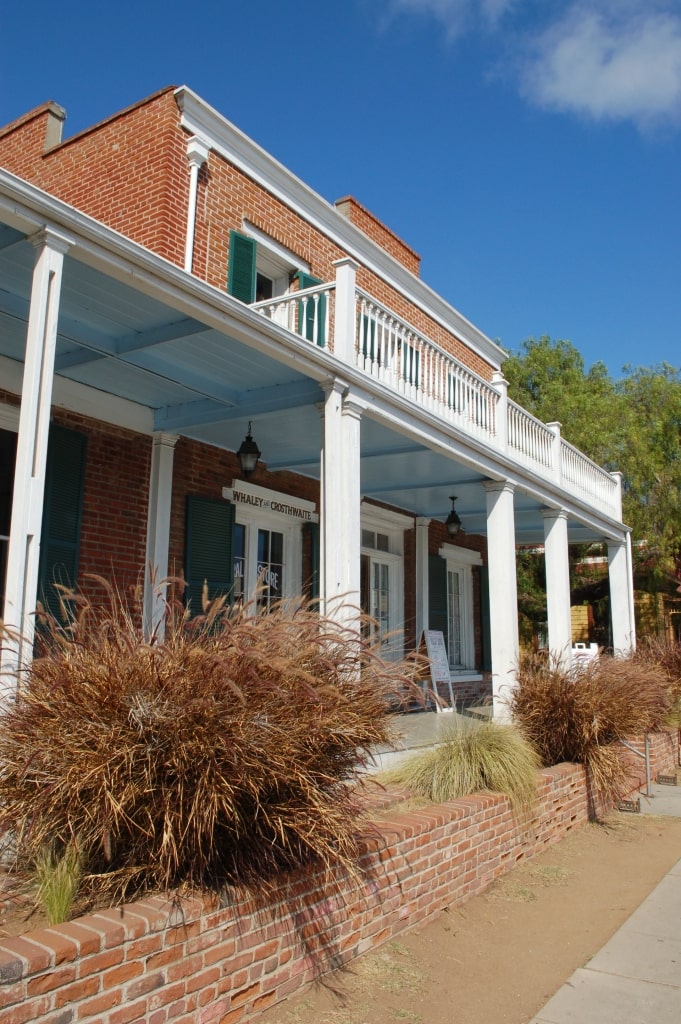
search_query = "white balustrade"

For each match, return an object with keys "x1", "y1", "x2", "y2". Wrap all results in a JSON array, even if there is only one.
[
  {"x1": 561, "y1": 440, "x2": 620, "y2": 515},
  {"x1": 251, "y1": 280, "x2": 620, "y2": 521},
  {"x1": 507, "y1": 401, "x2": 555, "y2": 469},
  {"x1": 355, "y1": 292, "x2": 499, "y2": 441},
  {"x1": 252, "y1": 282, "x2": 334, "y2": 351}
]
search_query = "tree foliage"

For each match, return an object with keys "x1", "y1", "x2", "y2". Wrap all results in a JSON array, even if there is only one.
[{"x1": 505, "y1": 337, "x2": 681, "y2": 582}]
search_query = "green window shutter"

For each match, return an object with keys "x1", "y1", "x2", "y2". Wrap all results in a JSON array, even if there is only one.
[
  {"x1": 305, "y1": 521, "x2": 320, "y2": 603},
  {"x1": 38, "y1": 424, "x2": 87, "y2": 620},
  {"x1": 297, "y1": 272, "x2": 326, "y2": 346},
  {"x1": 185, "y1": 496, "x2": 235, "y2": 616},
  {"x1": 428, "y1": 554, "x2": 448, "y2": 652},
  {"x1": 228, "y1": 231, "x2": 256, "y2": 303},
  {"x1": 479, "y1": 565, "x2": 492, "y2": 672}
]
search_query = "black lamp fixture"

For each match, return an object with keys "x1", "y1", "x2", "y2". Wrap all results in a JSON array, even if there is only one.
[
  {"x1": 445, "y1": 495, "x2": 463, "y2": 537},
  {"x1": 237, "y1": 421, "x2": 261, "y2": 477}
]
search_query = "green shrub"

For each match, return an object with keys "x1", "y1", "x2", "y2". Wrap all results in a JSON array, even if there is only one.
[
  {"x1": 0, "y1": 578, "x2": 421, "y2": 899},
  {"x1": 33, "y1": 841, "x2": 82, "y2": 925},
  {"x1": 511, "y1": 652, "x2": 670, "y2": 805},
  {"x1": 382, "y1": 718, "x2": 540, "y2": 812}
]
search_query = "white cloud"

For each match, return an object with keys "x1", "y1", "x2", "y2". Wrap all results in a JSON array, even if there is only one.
[
  {"x1": 388, "y1": 0, "x2": 514, "y2": 40},
  {"x1": 519, "y1": 5, "x2": 681, "y2": 129}
]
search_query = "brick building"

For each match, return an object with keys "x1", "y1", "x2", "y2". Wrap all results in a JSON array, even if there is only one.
[{"x1": 0, "y1": 86, "x2": 636, "y2": 711}]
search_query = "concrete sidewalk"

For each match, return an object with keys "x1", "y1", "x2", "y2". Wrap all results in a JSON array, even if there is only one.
[{"x1": 530, "y1": 781, "x2": 681, "y2": 1023}]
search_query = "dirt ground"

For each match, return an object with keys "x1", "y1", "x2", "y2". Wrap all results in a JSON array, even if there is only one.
[{"x1": 258, "y1": 810, "x2": 681, "y2": 1024}]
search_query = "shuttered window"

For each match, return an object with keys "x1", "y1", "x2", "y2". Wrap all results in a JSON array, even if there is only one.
[
  {"x1": 38, "y1": 424, "x2": 87, "y2": 620},
  {"x1": 428, "y1": 554, "x2": 448, "y2": 652},
  {"x1": 184, "y1": 496, "x2": 235, "y2": 616},
  {"x1": 228, "y1": 231, "x2": 257, "y2": 303}
]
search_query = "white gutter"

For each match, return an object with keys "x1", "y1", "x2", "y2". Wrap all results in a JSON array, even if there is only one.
[{"x1": 184, "y1": 136, "x2": 209, "y2": 273}]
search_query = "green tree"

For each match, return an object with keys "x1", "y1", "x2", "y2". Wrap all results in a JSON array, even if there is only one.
[{"x1": 505, "y1": 337, "x2": 681, "y2": 590}]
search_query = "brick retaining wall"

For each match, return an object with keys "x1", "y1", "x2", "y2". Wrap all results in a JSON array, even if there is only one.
[{"x1": 0, "y1": 731, "x2": 677, "y2": 1024}]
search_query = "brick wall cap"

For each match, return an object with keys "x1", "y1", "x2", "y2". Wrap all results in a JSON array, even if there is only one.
[
  {"x1": 0, "y1": 101, "x2": 66, "y2": 141},
  {"x1": 334, "y1": 195, "x2": 421, "y2": 264}
]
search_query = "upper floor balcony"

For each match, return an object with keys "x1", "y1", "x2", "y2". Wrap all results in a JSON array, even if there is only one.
[{"x1": 251, "y1": 265, "x2": 620, "y2": 523}]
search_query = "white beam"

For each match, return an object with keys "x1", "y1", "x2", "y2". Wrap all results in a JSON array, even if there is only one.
[
  {"x1": 485, "y1": 480, "x2": 519, "y2": 720},
  {"x1": 543, "y1": 509, "x2": 572, "y2": 668},
  {"x1": 143, "y1": 432, "x2": 179, "y2": 639},
  {"x1": 1, "y1": 228, "x2": 73, "y2": 687}
]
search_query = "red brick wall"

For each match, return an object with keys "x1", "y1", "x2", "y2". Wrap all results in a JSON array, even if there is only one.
[
  {"x1": 0, "y1": 91, "x2": 495, "y2": 382},
  {"x1": 1, "y1": 734, "x2": 676, "y2": 1024},
  {"x1": 335, "y1": 196, "x2": 421, "y2": 276}
]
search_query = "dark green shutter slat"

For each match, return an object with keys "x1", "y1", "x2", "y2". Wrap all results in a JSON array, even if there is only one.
[
  {"x1": 297, "y1": 272, "x2": 325, "y2": 346},
  {"x1": 185, "y1": 496, "x2": 234, "y2": 616},
  {"x1": 228, "y1": 231, "x2": 256, "y2": 303},
  {"x1": 38, "y1": 425, "x2": 87, "y2": 620},
  {"x1": 428, "y1": 554, "x2": 448, "y2": 653},
  {"x1": 479, "y1": 565, "x2": 492, "y2": 672},
  {"x1": 306, "y1": 522, "x2": 320, "y2": 603}
]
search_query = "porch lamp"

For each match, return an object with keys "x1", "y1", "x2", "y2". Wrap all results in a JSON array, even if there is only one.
[
  {"x1": 445, "y1": 495, "x2": 463, "y2": 537},
  {"x1": 237, "y1": 422, "x2": 261, "y2": 477}
]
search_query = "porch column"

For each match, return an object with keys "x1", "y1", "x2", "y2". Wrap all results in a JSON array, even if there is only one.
[
  {"x1": 332, "y1": 258, "x2": 358, "y2": 365},
  {"x1": 608, "y1": 535, "x2": 636, "y2": 655},
  {"x1": 542, "y1": 509, "x2": 572, "y2": 668},
  {"x1": 485, "y1": 480, "x2": 519, "y2": 720},
  {"x1": 320, "y1": 379, "x2": 363, "y2": 630},
  {"x1": 415, "y1": 517, "x2": 430, "y2": 641},
  {"x1": 143, "y1": 432, "x2": 179, "y2": 639},
  {"x1": 1, "y1": 228, "x2": 73, "y2": 686}
]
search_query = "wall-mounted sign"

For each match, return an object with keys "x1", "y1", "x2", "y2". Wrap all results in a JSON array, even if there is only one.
[{"x1": 222, "y1": 481, "x2": 318, "y2": 523}]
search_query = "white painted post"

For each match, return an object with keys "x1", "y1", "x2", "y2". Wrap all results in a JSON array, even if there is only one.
[
  {"x1": 143, "y1": 432, "x2": 179, "y2": 639},
  {"x1": 320, "y1": 379, "x2": 363, "y2": 630},
  {"x1": 1, "y1": 228, "x2": 73, "y2": 688},
  {"x1": 547, "y1": 422, "x2": 562, "y2": 485},
  {"x1": 415, "y1": 517, "x2": 431, "y2": 641},
  {"x1": 484, "y1": 480, "x2": 519, "y2": 720},
  {"x1": 184, "y1": 137, "x2": 210, "y2": 274},
  {"x1": 542, "y1": 509, "x2": 572, "y2": 669},
  {"x1": 608, "y1": 536, "x2": 636, "y2": 655},
  {"x1": 332, "y1": 258, "x2": 359, "y2": 365},
  {"x1": 491, "y1": 372, "x2": 508, "y2": 451}
]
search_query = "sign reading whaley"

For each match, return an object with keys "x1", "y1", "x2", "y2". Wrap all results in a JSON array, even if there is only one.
[{"x1": 222, "y1": 481, "x2": 318, "y2": 523}]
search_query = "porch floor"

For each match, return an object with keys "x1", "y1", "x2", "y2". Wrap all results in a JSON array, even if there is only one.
[{"x1": 368, "y1": 705, "x2": 492, "y2": 774}]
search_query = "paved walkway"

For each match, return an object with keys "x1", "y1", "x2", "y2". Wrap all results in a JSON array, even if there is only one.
[{"x1": 530, "y1": 780, "x2": 681, "y2": 1023}]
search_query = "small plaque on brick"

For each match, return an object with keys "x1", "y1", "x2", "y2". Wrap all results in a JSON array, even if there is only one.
[
  {"x1": 657, "y1": 774, "x2": 678, "y2": 786},
  {"x1": 617, "y1": 798, "x2": 641, "y2": 814}
]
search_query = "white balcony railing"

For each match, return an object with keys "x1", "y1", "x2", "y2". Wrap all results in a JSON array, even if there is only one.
[
  {"x1": 251, "y1": 282, "x2": 333, "y2": 351},
  {"x1": 251, "y1": 273, "x2": 621, "y2": 520},
  {"x1": 356, "y1": 292, "x2": 498, "y2": 442}
]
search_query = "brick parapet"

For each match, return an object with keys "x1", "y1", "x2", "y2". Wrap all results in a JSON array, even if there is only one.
[{"x1": 1, "y1": 732, "x2": 676, "y2": 1024}]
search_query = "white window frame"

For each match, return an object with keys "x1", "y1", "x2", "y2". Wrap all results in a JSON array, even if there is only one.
[
  {"x1": 439, "y1": 543, "x2": 482, "y2": 675},
  {"x1": 243, "y1": 221, "x2": 310, "y2": 299},
  {"x1": 361, "y1": 503, "x2": 411, "y2": 658}
]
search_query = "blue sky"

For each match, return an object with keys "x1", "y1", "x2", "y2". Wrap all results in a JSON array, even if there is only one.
[{"x1": 2, "y1": 0, "x2": 680, "y2": 377}]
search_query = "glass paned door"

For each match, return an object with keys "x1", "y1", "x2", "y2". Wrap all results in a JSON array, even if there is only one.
[
  {"x1": 447, "y1": 569, "x2": 463, "y2": 667},
  {"x1": 256, "y1": 528, "x2": 284, "y2": 610}
]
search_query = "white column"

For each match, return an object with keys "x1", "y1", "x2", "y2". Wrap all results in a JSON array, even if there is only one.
[
  {"x1": 320, "y1": 379, "x2": 363, "y2": 630},
  {"x1": 547, "y1": 422, "x2": 563, "y2": 485},
  {"x1": 415, "y1": 517, "x2": 430, "y2": 642},
  {"x1": 332, "y1": 258, "x2": 358, "y2": 364},
  {"x1": 491, "y1": 372, "x2": 508, "y2": 451},
  {"x1": 184, "y1": 137, "x2": 209, "y2": 274},
  {"x1": 143, "y1": 432, "x2": 179, "y2": 639},
  {"x1": 608, "y1": 536, "x2": 636, "y2": 655},
  {"x1": 1, "y1": 228, "x2": 73, "y2": 684},
  {"x1": 485, "y1": 481, "x2": 519, "y2": 720},
  {"x1": 542, "y1": 509, "x2": 572, "y2": 669}
]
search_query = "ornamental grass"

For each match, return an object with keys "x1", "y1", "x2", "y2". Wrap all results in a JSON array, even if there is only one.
[
  {"x1": 511, "y1": 651, "x2": 671, "y2": 806},
  {"x1": 383, "y1": 718, "x2": 541, "y2": 813},
  {"x1": 0, "y1": 577, "x2": 422, "y2": 902}
]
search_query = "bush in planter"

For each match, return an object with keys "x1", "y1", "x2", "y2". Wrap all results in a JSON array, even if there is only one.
[
  {"x1": 382, "y1": 718, "x2": 541, "y2": 812},
  {"x1": 510, "y1": 652, "x2": 671, "y2": 806},
  {"x1": 0, "y1": 577, "x2": 422, "y2": 901}
]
